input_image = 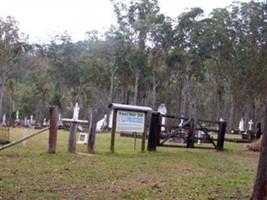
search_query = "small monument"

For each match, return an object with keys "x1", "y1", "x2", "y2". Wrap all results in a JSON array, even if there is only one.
[
  {"x1": 73, "y1": 102, "x2": 80, "y2": 121},
  {"x1": 30, "y1": 115, "x2": 33, "y2": 125},
  {"x1": 76, "y1": 132, "x2": 88, "y2": 145},
  {"x1": 239, "y1": 118, "x2": 244, "y2": 132},
  {"x1": 43, "y1": 118, "x2": 47, "y2": 127},
  {"x1": 58, "y1": 113, "x2": 63, "y2": 127},
  {"x1": 248, "y1": 120, "x2": 253, "y2": 131},
  {"x1": 24, "y1": 117, "x2": 27, "y2": 126},
  {"x1": 2, "y1": 114, "x2": 6, "y2": 126},
  {"x1": 15, "y1": 111, "x2": 19, "y2": 122},
  {"x1": 158, "y1": 104, "x2": 167, "y2": 131},
  {"x1": 179, "y1": 115, "x2": 184, "y2": 127}
]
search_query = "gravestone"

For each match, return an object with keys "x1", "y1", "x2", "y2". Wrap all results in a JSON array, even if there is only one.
[
  {"x1": 24, "y1": 117, "x2": 27, "y2": 126},
  {"x1": 57, "y1": 113, "x2": 64, "y2": 128},
  {"x1": 30, "y1": 115, "x2": 34, "y2": 125},
  {"x1": 2, "y1": 114, "x2": 6, "y2": 126},
  {"x1": 77, "y1": 132, "x2": 88, "y2": 145},
  {"x1": 239, "y1": 118, "x2": 245, "y2": 132},
  {"x1": 73, "y1": 102, "x2": 80, "y2": 121},
  {"x1": 16, "y1": 111, "x2": 19, "y2": 122},
  {"x1": 43, "y1": 118, "x2": 47, "y2": 127},
  {"x1": 158, "y1": 104, "x2": 167, "y2": 131},
  {"x1": 248, "y1": 120, "x2": 253, "y2": 131}
]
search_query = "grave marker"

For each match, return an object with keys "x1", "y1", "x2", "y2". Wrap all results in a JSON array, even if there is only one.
[
  {"x1": 239, "y1": 118, "x2": 244, "y2": 132},
  {"x1": 158, "y1": 104, "x2": 167, "y2": 131},
  {"x1": 248, "y1": 120, "x2": 253, "y2": 131}
]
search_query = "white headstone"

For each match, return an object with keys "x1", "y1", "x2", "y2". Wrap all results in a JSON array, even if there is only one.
[
  {"x1": 58, "y1": 113, "x2": 62, "y2": 122},
  {"x1": 158, "y1": 104, "x2": 167, "y2": 131},
  {"x1": 239, "y1": 118, "x2": 244, "y2": 132},
  {"x1": 30, "y1": 115, "x2": 33, "y2": 124},
  {"x1": 43, "y1": 118, "x2": 46, "y2": 126},
  {"x1": 108, "y1": 110, "x2": 113, "y2": 129},
  {"x1": 24, "y1": 117, "x2": 27, "y2": 126},
  {"x1": 16, "y1": 111, "x2": 19, "y2": 121},
  {"x1": 248, "y1": 120, "x2": 253, "y2": 131},
  {"x1": 103, "y1": 114, "x2": 107, "y2": 127},
  {"x1": 73, "y1": 102, "x2": 80, "y2": 121},
  {"x1": 2, "y1": 114, "x2": 6, "y2": 125}
]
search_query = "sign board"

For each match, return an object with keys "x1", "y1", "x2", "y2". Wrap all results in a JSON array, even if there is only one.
[
  {"x1": 116, "y1": 110, "x2": 145, "y2": 133},
  {"x1": 76, "y1": 132, "x2": 88, "y2": 144}
]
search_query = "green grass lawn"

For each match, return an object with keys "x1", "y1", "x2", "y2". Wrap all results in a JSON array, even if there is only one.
[{"x1": 0, "y1": 128, "x2": 259, "y2": 200}]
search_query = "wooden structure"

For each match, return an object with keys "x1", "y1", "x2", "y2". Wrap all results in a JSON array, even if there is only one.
[
  {"x1": 109, "y1": 103, "x2": 152, "y2": 153},
  {"x1": 147, "y1": 112, "x2": 227, "y2": 151},
  {"x1": 48, "y1": 106, "x2": 58, "y2": 153},
  {"x1": 0, "y1": 126, "x2": 9, "y2": 145},
  {"x1": 87, "y1": 107, "x2": 98, "y2": 153}
]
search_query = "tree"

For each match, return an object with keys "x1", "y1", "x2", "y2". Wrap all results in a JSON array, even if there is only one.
[
  {"x1": 173, "y1": 7, "x2": 205, "y2": 117},
  {"x1": 0, "y1": 16, "x2": 26, "y2": 116}
]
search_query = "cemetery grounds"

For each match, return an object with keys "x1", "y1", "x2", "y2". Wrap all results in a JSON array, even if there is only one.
[{"x1": 0, "y1": 128, "x2": 259, "y2": 200}]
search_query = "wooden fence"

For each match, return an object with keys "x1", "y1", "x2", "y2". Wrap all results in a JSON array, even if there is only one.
[{"x1": 147, "y1": 112, "x2": 226, "y2": 151}]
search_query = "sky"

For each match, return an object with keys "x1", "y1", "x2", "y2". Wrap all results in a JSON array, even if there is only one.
[{"x1": 0, "y1": 0, "x2": 254, "y2": 43}]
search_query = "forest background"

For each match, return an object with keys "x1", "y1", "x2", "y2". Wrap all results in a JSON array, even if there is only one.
[{"x1": 0, "y1": 0, "x2": 266, "y2": 130}]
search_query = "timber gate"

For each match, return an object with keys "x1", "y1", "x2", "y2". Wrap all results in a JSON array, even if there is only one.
[
  {"x1": 0, "y1": 126, "x2": 10, "y2": 145},
  {"x1": 147, "y1": 112, "x2": 226, "y2": 151}
]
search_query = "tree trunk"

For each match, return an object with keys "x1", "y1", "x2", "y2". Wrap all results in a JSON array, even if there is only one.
[
  {"x1": 248, "y1": 95, "x2": 255, "y2": 129},
  {"x1": 109, "y1": 67, "x2": 118, "y2": 104},
  {"x1": 250, "y1": 104, "x2": 267, "y2": 200},
  {"x1": 182, "y1": 76, "x2": 190, "y2": 118},
  {"x1": 229, "y1": 94, "x2": 235, "y2": 130},
  {"x1": 122, "y1": 72, "x2": 129, "y2": 104},
  {"x1": 0, "y1": 72, "x2": 7, "y2": 117},
  {"x1": 133, "y1": 69, "x2": 140, "y2": 105},
  {"x1": 175, "y1": 83, "x2": 182, "y2": 125},
  {"x1": 212, "y1": 88, "x2": 221, "y2": 121},
  {"x1": 152, "y1": 67, "x2": 157, "y2": 109}
]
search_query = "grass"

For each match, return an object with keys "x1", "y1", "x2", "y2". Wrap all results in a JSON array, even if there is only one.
[{"x1": 0, "y1": 127, "x2": 259, "y2": 200}]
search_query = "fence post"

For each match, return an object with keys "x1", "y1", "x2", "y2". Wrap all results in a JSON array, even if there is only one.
[
  {"x1": 147, "y1": 112, "x2": 161, "y2": 152},
  {"x1": 87, "y1": 107, "x2": 98, "y2": 153},
  {"x1": 110, "y1": 109, "x2": 117, "y2": 153},
  {"x1": 48, "y1": 106, "x2": 58, "y2": 153},
  {"x1": 187, "y1": 118, "x2": 196, "y2": 148},
  {"x1": 68, "y1": 122, "x2": 78, "y2": 153},
  {"x1": 217, "y1": 121, "x2": 226, "y2": 150}
]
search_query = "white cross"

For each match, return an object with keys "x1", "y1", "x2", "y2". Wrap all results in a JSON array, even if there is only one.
[{"x1": 248, "y1": 120, "x2": 253, "y2": 131}]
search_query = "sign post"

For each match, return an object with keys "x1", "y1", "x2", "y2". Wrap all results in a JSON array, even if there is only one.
[{"x1": 109, "y1": 103, "x2": 152, "y2": 153}]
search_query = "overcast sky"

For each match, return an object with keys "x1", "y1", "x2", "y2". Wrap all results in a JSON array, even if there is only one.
[{"x1": 0, "y1": 0, "x2": 255, "y2": 43}]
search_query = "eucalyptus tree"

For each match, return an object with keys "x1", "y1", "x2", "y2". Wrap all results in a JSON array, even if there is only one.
[
  {"x1": 47, "y1": 33, "x2": 92, "y2": 117},
  {"x1": 148, "y1": 14, "x2": 174, "y2": 109},
  {"x1": 20, "y1": 45, "x2": 52, "y2": 122},
  {"x1": 0, "y1": 16, "x2": 26, "y2": 116},
  {"x1": 172, "y1": 7, "x2": 206, "y2": 118},
  {"x1": 205, "y1": 1, "x2": 266, "y2": 125},
  {"x1": 228, "y1": 1, "x2": 266, "y2": 124},
  {"x1": 111, "y1": 0, "x2": 161, "y2": 105}
]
